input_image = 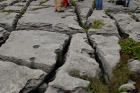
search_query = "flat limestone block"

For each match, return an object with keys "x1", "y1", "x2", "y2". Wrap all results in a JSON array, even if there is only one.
[
  {"x1": 4, "y1": 5, "x2": 23, "y2": 12},
  {"x1": 87, "y1": 10, "x2": 119, "y2": 37},
  {"x1": 103, "y1": 0, "x2": 140, "y2": 12},
  {"x1": 0, "y1": 60, "x2": 46, "y2": 93},
  {"x1": 45, "y1": 33, "x2": 101, "y2": 92},
  {"x1": 0, "y1": 12, "x2": 17, "y2": 31},
  {"x1": 30, "y1": 0, "x2": 45, "y2": 6},
  {"x1": 112, "y1": 13, "x2": 140, "y2": 42},
  {"x1": 90, "y1": 35, "x2": 121, "y2": 80},
  {"x1": 0, "y1": 30, "x2": 69, "y2": 72},
  {"x1": 0, "y1": 0, "x2": 17, "y2": 5},
  {"x1": 16, "y1": 7, "x2": 84, "y2": 34}
]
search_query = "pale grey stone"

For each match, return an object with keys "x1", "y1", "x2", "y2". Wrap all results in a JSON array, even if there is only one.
[
  {"x1": 0, "y1": 60, "x2": 46, "y2": 93},
  {"x1": 90, "y1": 35, "x2": 121, "y2": 80},
  {"x1": 4, "y1": 5, "x2": 23, "y2": 12},
  {"x1": 118, "y1": 84, "x2": 135, "y2": 91},
  {"x1": 45, "y1": 33, "x2": 101, "y2": 93},
  {"x1": 127, "y1": 80, "x2": 136, "y2": 85},
  {"x1": 0, "y1": 12, "x2": 17, "y2": 31},
  {"x1": 103, "y1": 0, "x2": 140, "y2": 12},
  {"x1": 112, "y1": 13, "x2": 140, "y2": 42},
  {"x1": 128, "y1": 59, "x2": 140, "y2": 74},
  {"x1": 0, "y1": 30, "x2": 69, "y2": 72},
  {"x1": 0, "y1": 27, "x2": 10, "y2": 44},
  {"x1": 76, "y1": 0, "x2": 94, "y2": 25},
  {"x1": 87, "y1": 10, "x2": 119, "y2": 37},
  {"x1": 16, "y1": 7, "x2": 84, "y2": 34}
]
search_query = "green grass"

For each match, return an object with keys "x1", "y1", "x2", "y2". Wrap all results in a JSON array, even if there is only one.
[
  {"x1": 91, "y1": 20, "x2": 105, "y2": 29},
  {"x1": 19, "y1": 10, "x2": 25, "y2": 15},
  {"x1": 107, "y1": 25, "x2": 112, "y2": 27},
  {"x1": 71, "y1": 0, "x2": 77, "y2": 6},
  {"x1": 40, "y1": 0, "x2": 49, "y2": 5},
  {"x1": 1, "y1": 9, "x2": 15, "y2": 13},
  {"x1": 72, "y1": 72, "x2": 109, "y2": 93},
  {"x1": 105, "y1": 9, "x2": 113, "y2": 13},
  {"x1": 119, "y1": 38, "x2": 140, "y2": 60}
]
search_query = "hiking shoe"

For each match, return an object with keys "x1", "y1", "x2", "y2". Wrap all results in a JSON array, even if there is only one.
[
  {"x1": 58, "y1": 10, "x2": 65, "y2": 12},
  {"x1": 55, "y1": 10, "x2": 58, "y2": 12},
  {"x1": 112, "y1": 1, "x2": 114, "y2": 3}
]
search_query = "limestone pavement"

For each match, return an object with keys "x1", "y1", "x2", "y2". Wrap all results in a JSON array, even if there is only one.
[{"x1": 0, "y1": 0, "x2": 140, "y2": 93}]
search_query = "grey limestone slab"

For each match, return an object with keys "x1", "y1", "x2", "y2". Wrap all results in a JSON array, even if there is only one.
[
  {"x1": 0, "y1": 12, "x2": 18, "y2": 31},
  {"x1": 0, "y1": 60, "x2": 46, "y2": 93},
  {"x1": 45, "y1": 33, "x2": 101, "y2": 93},
  {"x1": 90, "y1": 35, "x2": 121, "y2": 80},
  {"x1": 16, "y1": 7, "x2": 84, "y2": 34},
  {"x1": 87, "y1": 10, "x2": 119, "y2": 37},
  {"x1": 0, "y1": 30, "x2": 69, "y2": 73}
]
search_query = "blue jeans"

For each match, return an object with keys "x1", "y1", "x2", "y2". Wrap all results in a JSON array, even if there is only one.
[
  {"x1": 96, "y1": 0, "x2": 103, "y2": 9},
  {"x1": 124, "y1": 0, "x2": 130, "y2": 3}
]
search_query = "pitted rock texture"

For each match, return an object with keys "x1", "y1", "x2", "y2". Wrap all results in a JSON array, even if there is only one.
[
  {"x1": 75, "y1": 0, "x2": 94, "y2": 26},
  {"x1": 112, "y1": 13, "x2": 140, "y2": 42},
  {"x1": 87, "y1": 10, "x2": 119, "y2": 37},
  {"x1": 0, "y1": 30, "x2": 69, "y2": 72},
  {"x1": 0, "y1": 60, "x2": 46, "y2": 93},
  {"x1": 16, "y1": 7, "x2": 84, "y2": 34},
  {"x1": 90, "y1": 35, "x2": 121, "y2": 80},
  {"x1": 45, "y1": 33, "x2": 101, "y2": 93}
]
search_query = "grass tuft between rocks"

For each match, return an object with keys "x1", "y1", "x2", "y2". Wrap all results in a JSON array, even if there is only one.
[
  {"x1": 91, "y1": 19, "x2": 105, "y2": 29},
  {"x1": 1, "y1": 9, "x2": 15, "y2": 13},
  {"x1": 40, "y1": 0, "x2": 49, "y2": 5}
]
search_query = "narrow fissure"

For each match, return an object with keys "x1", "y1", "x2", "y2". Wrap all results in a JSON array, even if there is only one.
[
  {"x1": 13, "y1": 0, "x2": 33, "y2": 30},
  {"x1": 105, "y1": 13, "x2": 129, "y2": 38},
  {"x1": 24, "y1": 36, "x2": 72, "y2": 93},
  {"x1": 87, "y1": 38, "x2": 110, "y2": 86}
]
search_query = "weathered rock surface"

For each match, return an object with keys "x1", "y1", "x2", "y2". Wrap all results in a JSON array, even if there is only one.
[
  {"x1": 75, "y1": 0, "x2": 94, "y2": 26},
  {"x1": 0, "y1": 27, "x2": 10, "y2": 45},
  {"x1": 4, "y1": 5, "x2": 23, "y2": 12},
  {"x1": 118, "y1": 81, "x2": 136, "y2": 91},
  {"x1": 45, "y1": 33, "x2": 101, "y2": 93},
  {"x1": 0, "y1": 30, "x2": 69, "y2": 72},
  {"x1": 103, "y1": 0, "x2": 140, "y2": 13},
  {"x1": 0, "y1": 12, "x2": 17, "y2": 31},
  {"x1": 90, "y1": 35, "x2": 121, "y2": 80},
  {"x1": 16, "y1": 7, "x2": 84, "y2": 34},
  {"x1": 0, "y1": 60, "x2": 46, "y2": 93},
  {"x1": 112, "y1": 13, "x2": 140, "y2": 42},
  {"x1": 128, "y1": 59, "x2": 140, "y2": 74},
  {"x1": 87, "y1": 10, "x2": 119, "y2": 37}
]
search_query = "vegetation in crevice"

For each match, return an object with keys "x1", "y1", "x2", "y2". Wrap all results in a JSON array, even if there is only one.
[
  {"x1": 40, "y1": 0, "x2": 49, "y2": 5},
  {"x1": 91, "y1": 19, "x2": 105, "y2": 29},
  {"x1": 1, "y1": 9, "x2": 15, "y2": 13},
  {"x1": 72, "y1": 71, "x2": 109, "y2": 93}
]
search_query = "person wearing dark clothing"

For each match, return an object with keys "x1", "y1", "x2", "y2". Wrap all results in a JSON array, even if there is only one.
[
  {"x1": 123, "y1": 0, "x2": 130, "y2": 7},
  {"x1": 96, "y1": 0, "x2": 103, "y2": 10}
]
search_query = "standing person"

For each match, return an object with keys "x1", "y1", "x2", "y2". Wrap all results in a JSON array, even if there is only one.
[
  {"x1": 54, "y1": 0, "x2": 65, "y2": 12},
  {"x1": 96, "y1": 0, "x2": 103, "y2": 10},
  {"x1": 108, "y1": 0, "x2": 114, "y2": 3},
  {"x1": 123, "y1": 0, "x2": 130, "y2": 7}
]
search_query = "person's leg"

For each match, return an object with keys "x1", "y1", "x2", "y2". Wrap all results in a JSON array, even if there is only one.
[
  {"x1": 99, "y1": 0, "x2": 102, "y2": 9},
  {"x1": 57, "y1": 0, "x2": 64, "y2": 12},
  {"x1": 123, "y1": 0, "x2": 126, "y2": 7},
  {"x1": 96, "y1": 0, "x2": 99, "y2": 9},
  {"x1": 126, "y1": 0, "x2": 130, "y2": 7},
  {"x1": 54, "y1": 0, "x2": 57, "y2": 11}
]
